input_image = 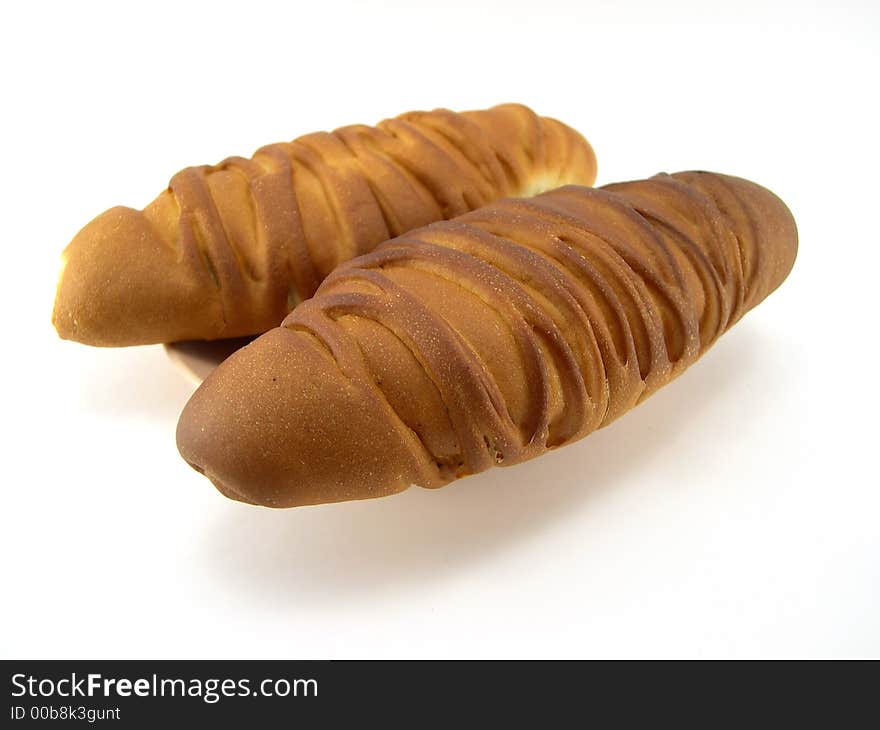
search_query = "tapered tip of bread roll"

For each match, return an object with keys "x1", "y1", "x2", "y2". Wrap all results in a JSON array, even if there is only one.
[
  {"x1": 52, "y1": 206, "x2": 222, "y2": 346},
  {"x1": 176, "y1": 327, "x2": 421, "y2": 507},
  {"x1": 673, "y1": 171, "x2": 798, "y2": 302}
]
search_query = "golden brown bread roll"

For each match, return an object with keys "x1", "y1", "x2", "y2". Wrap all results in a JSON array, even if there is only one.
[
  {"x1": 177, "y1": 171, "x2": 797, "y2": 507},
  {"x1": 52, "y1": 104, "x2": 596, "y2": 346}
]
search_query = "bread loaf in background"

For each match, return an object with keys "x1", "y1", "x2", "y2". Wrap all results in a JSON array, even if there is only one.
[
  {"x1": 52, "y1": 104, "x2": 596, "y2": 346},
  {"x1": 177, "y1": 171, "x2": 797, "y2": 508}
]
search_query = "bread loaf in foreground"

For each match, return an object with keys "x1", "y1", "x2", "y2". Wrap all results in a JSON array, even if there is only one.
[
  {"x1": 53, "y1": 104, "x2": 596, "y2": 346},
  {"x1": 177, "y1": 171, "x2": 797, "y2": 507}
]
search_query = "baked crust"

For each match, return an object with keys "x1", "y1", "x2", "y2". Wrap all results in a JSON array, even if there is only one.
[
  {"x1": 177, "y1": 172, "x2": 798, "y2": 507},
  {"x1": 52, "y1": 104, "x2": 596, "y2": 346}
]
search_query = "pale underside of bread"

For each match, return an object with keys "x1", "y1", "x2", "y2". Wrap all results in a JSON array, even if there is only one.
[
  {"x1": 53, "y1": 104, "x2": 596, "y2": 346},
  {"x1": 177, "y1": 171, "x2": 798, "y2": 508}
]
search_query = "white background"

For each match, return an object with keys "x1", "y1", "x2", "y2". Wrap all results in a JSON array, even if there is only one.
[{"x1": 2, "y1": 0, "x2": 878, "y2": 659}]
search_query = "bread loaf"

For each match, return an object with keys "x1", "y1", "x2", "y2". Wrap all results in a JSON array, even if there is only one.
[
  {"x1": 52, "y1": 104, "x2": 596, "y2": 346},
  {"x1": 177, "y1": 171, "x2": 797, "y2": 507}
]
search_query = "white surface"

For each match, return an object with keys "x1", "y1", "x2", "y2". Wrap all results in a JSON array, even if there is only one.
[{"x1": 2, "y1": 0, "x2": 878, "y2": 659}]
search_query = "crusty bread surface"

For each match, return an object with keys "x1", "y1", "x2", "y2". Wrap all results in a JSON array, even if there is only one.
[
  {"x1": 177, "y1": 171, "x2": 797, "y2": 507},
  {"x1": 53, "y1": 104, "x2": 596, "y2": 346}
]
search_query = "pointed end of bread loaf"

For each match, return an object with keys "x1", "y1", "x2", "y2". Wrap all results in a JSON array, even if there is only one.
[
  {"x1": 673, "y1": 171, "x2": 798, "y2": 307},
  {"x1": 176, "y1": 327, "x2": 419, "y2": 508},
  {"x1": 53, "y1": 206, "x2": 223, "y2": 346}
]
